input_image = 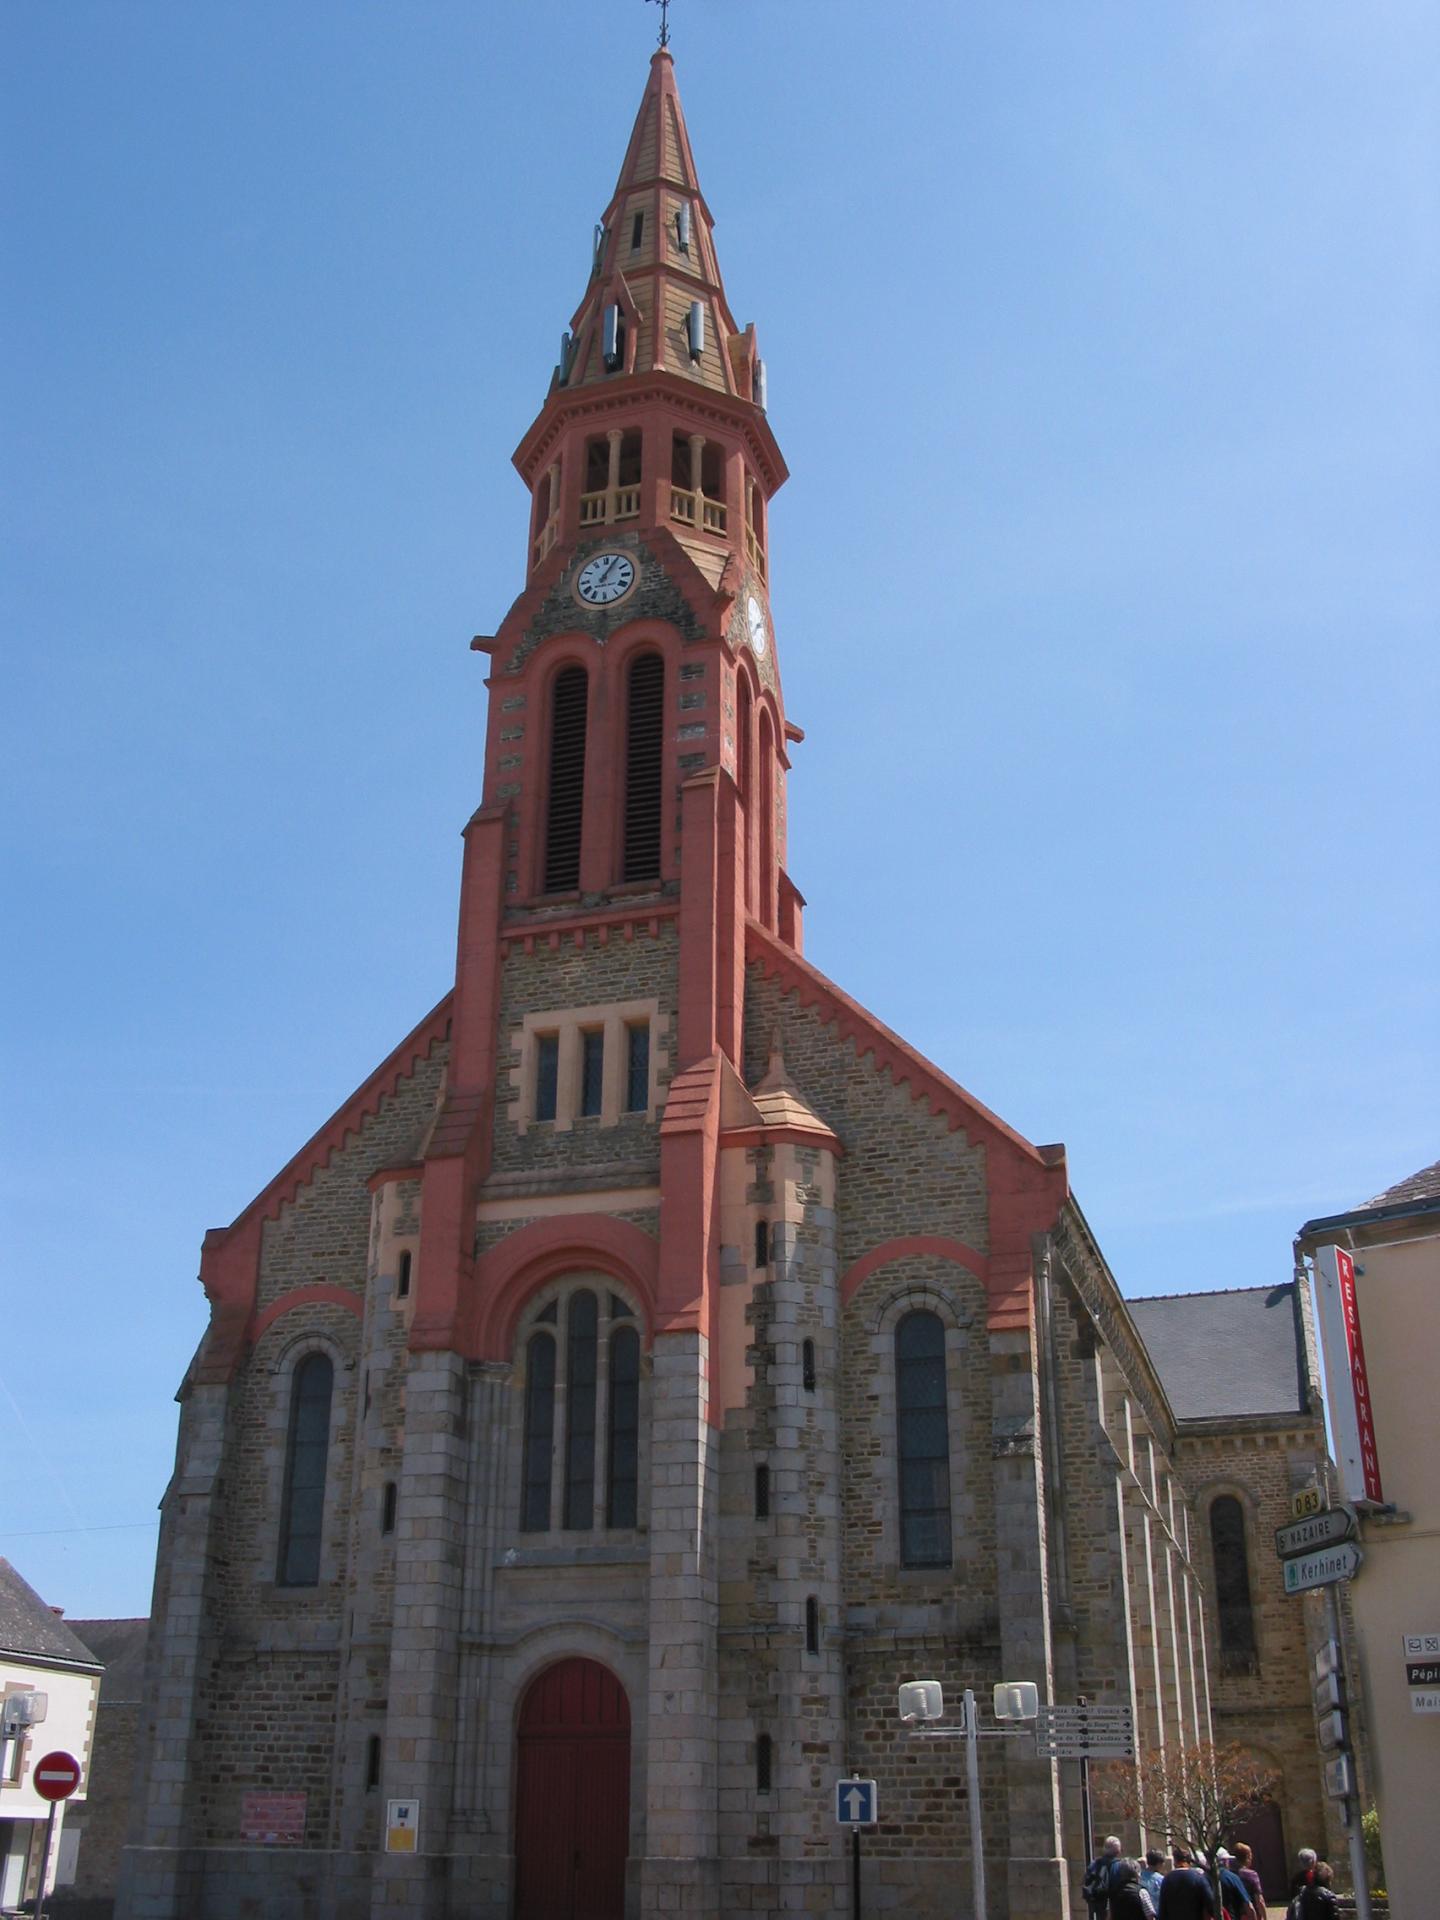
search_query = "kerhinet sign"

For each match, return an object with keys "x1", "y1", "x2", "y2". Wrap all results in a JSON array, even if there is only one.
[{"x1": 1313, "y1": 1244, "x2": 1384, "y2": 1504}]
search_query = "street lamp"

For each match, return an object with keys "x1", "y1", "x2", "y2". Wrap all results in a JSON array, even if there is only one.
[{"x1": 897, "y1": 1680, "x2": 1038, "y2": 1920}]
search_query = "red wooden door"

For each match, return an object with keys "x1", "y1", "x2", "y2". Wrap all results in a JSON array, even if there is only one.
[{"x1": 514, "y1": 1659, "x2": 630, "y2": 1920}]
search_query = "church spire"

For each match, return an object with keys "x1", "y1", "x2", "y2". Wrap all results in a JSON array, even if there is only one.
[{"x1": 552, "y1": 50, "x2": 756, "y2": 404}]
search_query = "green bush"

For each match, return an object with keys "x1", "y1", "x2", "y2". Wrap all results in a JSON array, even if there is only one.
[{"x1": 1362, "y1": 1805, "x2": 1386, "y2": 1894}]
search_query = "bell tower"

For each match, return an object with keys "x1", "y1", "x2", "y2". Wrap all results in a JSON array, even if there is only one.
[{"x1": 475, "y1": 48, "x2": 798, "y2": 1001}]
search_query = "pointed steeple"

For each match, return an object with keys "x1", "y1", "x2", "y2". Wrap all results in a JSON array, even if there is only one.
[{"x1": 555, "y1": 51, "x2": 758, "y2": 403}]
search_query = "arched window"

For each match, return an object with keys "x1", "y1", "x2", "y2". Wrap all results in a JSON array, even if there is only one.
[
  {"x1": 1210, "y1": 1495, "x2": 1257, "y2": 1664},
  {"x1": 755, "y1": 1732, "x2": 772, "y2": 1792},
  {"x1": 895, "y1": 1311, "x2": 951, "y2": 1569},
  {"x1": 543, "y1": 665, "x2": 588, "y2": 892},
  {"x1": 622, "y1": 652, "x2": 664, "y2": 882},
  {"x1": 521, "y1": 1291, "x2": 643, "y2": 1535},
  {"x1": 607, "y1": 1326, "x2": 640, "y2": 1527},
  {"x1": 278, "y1": 1352, "x2": 333, "y2": 1587},
  {"x1": 521, "y1": 1333, "x2": 556, "y2": 1531}
]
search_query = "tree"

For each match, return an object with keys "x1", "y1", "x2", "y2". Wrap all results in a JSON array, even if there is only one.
[{"x1": 1103, "y1": 1741, "x2": 1277, "y2": 1913}]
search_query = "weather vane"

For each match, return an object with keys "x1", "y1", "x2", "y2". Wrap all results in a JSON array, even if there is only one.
[{"x1": 647, "y1": 0, "x2": 672, "y2": 50}]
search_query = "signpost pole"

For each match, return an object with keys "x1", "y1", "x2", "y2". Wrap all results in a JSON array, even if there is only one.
[
  {"x1": 33, "y1": 1802, "x2": 58, "y2": 1920},
  {"x1": 963, "y1": 1689, "x2": 987, "y2": 1920},
  {"x1": 852, "y1": 1826, "x2": 861, "y2": 1920},
  {"x1": 1076, "y1": 1694, "x2": 1094, "y2": 1868},
  {"x1": 1322, "y1": 1583, "x2": 1372, "y2": 1920}
]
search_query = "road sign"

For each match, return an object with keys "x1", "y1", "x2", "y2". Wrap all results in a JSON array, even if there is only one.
[
  {"x1": 1314, "y1": 1640, "x2": 1341, "y2": 1682},
  {"x1": 1034, "y1": 1705, "x2": 1134, "y2": 1759},
  {"x1": 1282, "y1": 1542, "x2": 1362, "y2": 1595},
  {"x1": 1275, "y1": 1507, "x2": 1356, "y2": 1559},
  {"x1": 385, "y1": 1799, "x2": 419, "y2": 1852},
  {"x1": 1323, "y1": 1754, "x2": 1354, "y2": 1800},
  {"x1": 1411, "y1": 1690, "x2": 1440, "y2": 1715},
  {"x1": 1406, "y1": 1661, "x2": 1440, "y2": 1687},
  {"x1": 1317, "y1": 1709, "x2": 1346, "y2": 1752},
  {"x1": 1314, "y1": 1672, "x2": 1343, "y2": 1713},
  {"x1": 1292, "y1": 1487, "x2": 1324, "y2": 1519},
  {"x1": 33, "y1": 1752, "x2": 81, "y2": 1802},
  {"x1": 1402, "y1": 1631, "x2": 1440, "y2": 1660},
  {"x1": 835, "y1": 1778, "x2": 878, "y2": 1826}
]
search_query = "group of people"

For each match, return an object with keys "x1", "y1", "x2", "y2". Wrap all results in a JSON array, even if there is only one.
[{"x1": 1083, "y1": 1835, "x2": 1340, "y2": 1920}]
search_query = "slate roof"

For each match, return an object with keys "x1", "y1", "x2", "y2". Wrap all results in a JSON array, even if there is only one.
[
  {"x1": 1366, "y1": 1159, "x2": 1440, "y2": 1209},
  {"x1": 68, "y1": 1619, "x2": 149, "y2": 1702},
  {"x1": 1126, "y1": 1285, "x2": 1307, "y2": 1422},
  {"x1": 0, "y1": 1559, "x2": 104, "y2": 1669}
]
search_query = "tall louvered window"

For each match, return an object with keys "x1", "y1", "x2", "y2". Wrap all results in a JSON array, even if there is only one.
[
  {"x1": 622, "y1": 651, "x2": 664, "y2": 881},
  {"x1": 544, "y1": 665, "x2": 588, "y2": 892},
  {"x1": 757, "y1": 708, "x2": 776, "y2": 930},
  {"x1": 278, "y1": 1352, "x2": 333, "y2": 1586},
  {"x1": 521, "y1": 1333, "x2": 556, "y2": 1531},
  {"x1": 563, "y1": 1291, "x2": 599, "y2": 1528},
  {"x1": 896, "y1": 1310, "x2": 951, "y2": 1568},
  {"x1": 736, "y1": 672, "x2": 753, "y2": 912},
  {"x1": 1210, "y1": 1495, "x2": 1257, "y2": 1665}
]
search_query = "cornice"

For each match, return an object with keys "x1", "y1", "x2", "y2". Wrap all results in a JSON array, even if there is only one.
[{"x1": 1050, "y1": 1199, "x2": 1176, "y2": 1447}]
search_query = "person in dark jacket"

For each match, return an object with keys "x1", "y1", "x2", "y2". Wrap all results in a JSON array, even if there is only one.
[
  {"x1": 1084, "y1": 1835, "x2": 1125, "y2": 1916},
  {"x1": 1158, "y1": 1845, "x2": 1217, "y2": 1919},
  {"x1": 1109, "y1": 1858, "x2": 1156, "y2": 1919},
  {"x1": 1297, "y1": 1863, "x2": 1339, "y2": 1917},
  {"x1": 1288, "y1": 1849, "x2": 1317, "y2": 1899}
]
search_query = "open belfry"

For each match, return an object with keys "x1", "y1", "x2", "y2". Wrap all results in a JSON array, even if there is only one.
[{"x1": 120, "y1": 44, "x2": 1338, "y2": 1920}]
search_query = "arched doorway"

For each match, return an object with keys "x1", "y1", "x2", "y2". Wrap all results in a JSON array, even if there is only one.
[{"x1": 514, "y1": 1657, "x2": 631, "y2": 1919}]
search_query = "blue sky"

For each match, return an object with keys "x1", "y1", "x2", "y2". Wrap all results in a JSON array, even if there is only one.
[{"x1": 3, "y1": 2, "x2": 1436, "y2": 1618}]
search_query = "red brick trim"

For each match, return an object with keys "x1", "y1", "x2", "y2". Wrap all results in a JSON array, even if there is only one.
[
  {"x1": 498, "y1": 903, "x2": 678, "y2": 958},
  {"x1": 468, "y1": 1213, "x2": 660, "y2": 1361},
  {"x1": 250, "y1": 1285, "x2": 365, "y2": 1346},
  {"x1": 366, "y1": 1163, "x2": 424, "y2": 1192},
  {"x1": 840, "y1": 1235, "x2": 990, "y2": 1311},
  {"x1": 720, "y1": 1123, "x2": 844, "y2": 1156}
]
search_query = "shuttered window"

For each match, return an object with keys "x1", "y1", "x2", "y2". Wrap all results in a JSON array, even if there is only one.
[
  {"x1": 622, "y1": 652, "x2": 664, "y2": 882},
  {"x1": 896, "y1": 1311, "x2": 952, "y2": 1568},
  {"x1": 278, "y1": 1353, "x2": 333, "y2": 1586},
  {"x1": 544, "y1": 666, "x2": 588, "y2": 892}
]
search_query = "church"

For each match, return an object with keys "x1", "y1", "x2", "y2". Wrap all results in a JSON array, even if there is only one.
[{"x1": 118, "y1": 46, "x2": 1340, "y2": 1920}]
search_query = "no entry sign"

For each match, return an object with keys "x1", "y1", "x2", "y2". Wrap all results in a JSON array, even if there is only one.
[{"x1": 34, "y1": 1751, "x2": 81, "y2": 1801}]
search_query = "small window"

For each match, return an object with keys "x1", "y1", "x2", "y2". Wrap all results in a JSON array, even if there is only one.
[
  {"x1": 381, "y1": 1481, "x2": 397, "y2": 1535},
  {"x1": 366, "y1": 1734, "x2": 381, "y2": 1791},
  {"x1": 581, "y1": 1029, "x2": 605, "y2": 1118},
  {"x1": 802, "y1": 1339, "x2": 816, "y2": 1393},
  {"x1": 626, "y1": 1023, "x2": 650, "y2": 1112},
  {"x1": 631, "y1": 211, "x2": 644, "y2": 250},
  {"x1": 754, "y1": 1461, "x2": 770, "y2": 1518},
  {"x1": 755, "y1": 1732, "x2": 772, "y2": 1792},
  {"x1": 535, "y1": 1034, "x2": 559, "y2": 1122},
  {"x1": 754, "y1": 1220, "x2": 769, "y2": 1269},
  {"x1": 396, "y1": 1250, "x2": 411, "y2": 1300},
  {"x1": 278, "y1": 1352, "x2": 334, "y2": 1587},
  {"x1": 804, "y1": 1595, "x2": 820, "y2": 1655},
  {"x1": 521, "y1": 1333, "x2": 556, "y2": 1531}
]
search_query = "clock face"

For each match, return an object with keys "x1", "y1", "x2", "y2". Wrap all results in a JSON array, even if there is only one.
[
  {"x1": 576, "y1": 552, "x2": 636, "y2": 605},
  {"x1": 746, "y1": 593, "x2": 768, "y2": 657}
]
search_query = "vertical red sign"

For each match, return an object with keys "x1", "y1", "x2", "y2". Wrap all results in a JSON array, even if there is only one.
[{"x1": 1331, "y1": 1245, "x2": 1383, "y2": 1502}]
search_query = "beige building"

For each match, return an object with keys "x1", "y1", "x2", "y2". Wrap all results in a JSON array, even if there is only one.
[{"x1": 1297, "y1": 1160, "x2": 1440, "y2": 1919}]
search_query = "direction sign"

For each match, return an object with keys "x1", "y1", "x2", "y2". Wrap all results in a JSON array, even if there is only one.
[
  {"x1": 33, "y1": 1752, "x2": 81, "y2": 1803},
  {"x1": 1314, "y1": 1640, "x2": 1341, "y2": 1682},
  {"x1": 1292, "y1": 1487, "x2": 1324, "y2": 1520},
  {"x1": 1314, "y1": 1672, "x2": 1342, "y2": 1713},
  {"x1": 1282, "y1": 1543, "x2": 1362, "y2": 1595},
  {"x1": 1316, "y1": 1710, "x2": 1346, "y2": 1753},
  {"x1": 1411, "y1": 1691, "x2": 1440, "y2": 1715},
  {"x1": 1275, "y1": 1507, "x2": 1356, "y2": 1559},
  {"x1": 1323, "y1": 1754, "x2": 1354, "y2": 1800},
  {"x1": 1035, "y1": 1705, "x2": 1134, "y2": 1759},
  {"x1": 1406, "y1": 1662, "x2": 1440, "y2": 1688},
  {"x1": 835, "y1": 1778, "x2": 878, "y2": 1826}
]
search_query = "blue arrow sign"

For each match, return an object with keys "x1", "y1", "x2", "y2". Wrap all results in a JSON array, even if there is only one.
[{"x1": 835, "y1": 1777, "x2": 878, "y2": 1826}]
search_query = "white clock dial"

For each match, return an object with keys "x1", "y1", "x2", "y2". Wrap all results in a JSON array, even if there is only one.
[
  {"x1": 746, "y1": 592, "x2": 768, "y2": 657},
  {"x1": 576, "y1": 552, "x2": 637, "y2": 605}
]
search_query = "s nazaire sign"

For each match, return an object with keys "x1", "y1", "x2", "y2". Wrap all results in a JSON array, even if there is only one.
[{"x1": 1313, "y1": 1244, "x2": 1383, "y2": 1505}]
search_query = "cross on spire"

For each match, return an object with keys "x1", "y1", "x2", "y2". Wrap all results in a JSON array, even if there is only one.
[{"x1": 646, "y1": 0, "x2": 672, "y2": 51}]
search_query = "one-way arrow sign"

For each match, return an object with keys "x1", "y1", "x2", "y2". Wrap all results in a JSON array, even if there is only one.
[{"x1": 835, "y1": 1777, "x2": 878, "y2": 1826}]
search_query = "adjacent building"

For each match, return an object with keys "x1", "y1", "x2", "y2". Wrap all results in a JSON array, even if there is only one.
[
  {"x1": 1297, "y1": 1159, "x2": 1440, "y2": 1919},
  {"x1": 0, "y1": 1560, "x2": 102, "y2": 1911}
]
